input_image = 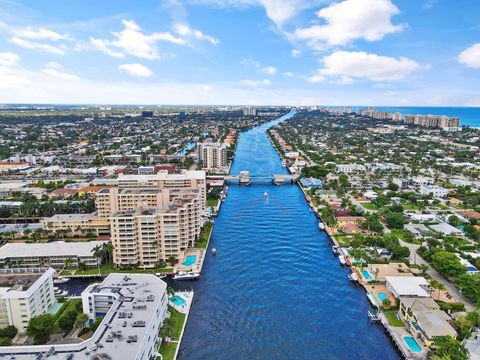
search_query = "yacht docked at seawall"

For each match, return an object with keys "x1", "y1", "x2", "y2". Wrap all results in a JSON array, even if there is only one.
[{"x1": 173, "y1": 271, "x2": 201, "y2": 281}]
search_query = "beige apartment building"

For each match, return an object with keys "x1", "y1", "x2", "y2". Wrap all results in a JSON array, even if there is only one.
[
  {"x1": 197, "y1": 142, "x2": 228, "y2": 170},
  {"x1": 116, "y1": 170, "x2": 206, "y2": 209},
  {"x1": 95, "y1": 187, "x2": 170, "y2": 218},
  {"x1": 41, "y1": 213, "x2": 110, "y2": 236},
  {"x1": 110, "y1": 189, "x2": 202, "y2": 268}
]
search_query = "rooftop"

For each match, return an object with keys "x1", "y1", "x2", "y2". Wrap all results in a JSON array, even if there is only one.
[
  {"x1": 0, "y1": 273, "x2": 167, "y2": 360},
  {"x1": 0, "y1": 241, "x2": 108, "y2": 260},
  {"x1": 386, "y1": 276, "x2": 430, "y2": 297}
]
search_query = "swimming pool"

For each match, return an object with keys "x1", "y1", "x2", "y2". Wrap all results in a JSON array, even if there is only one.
[
  {"x1": 361, "y1": 270, "x2": 373, "y2": 280},
  {"x1": 404, "y1": 336, "x2": 422, "y2": 353},
  {"x1": 378, "y1": 292, "x2": 388, "y2": 302},
  {"x1": 170, "y1": 295, "x2": 187, "y2": 307},
  {"x1": 182, "y1": 255, "x2": 197, "y2": 266}
]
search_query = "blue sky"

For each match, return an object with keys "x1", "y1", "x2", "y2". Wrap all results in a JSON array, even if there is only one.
[{"x1": 0, "y1": 0, "x2": 479, "y2": 105}]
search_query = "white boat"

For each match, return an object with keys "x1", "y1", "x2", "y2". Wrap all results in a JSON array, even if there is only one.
[
  {"x1": 339, "y1": 255, "x2": 347, "y2": 266},
  {"x1": 155, "y1": 273, "x2": 167, "y2": 279},
  {"x1": 264, "y1": 192, "x2": 269, "y2": 199},
  {"x1": 318, "y1": 222, "x2": 325, "y2": 230},
  {"x1": 53, "y1": 277, "x2": 70, "y2": 284},
  {"x1": 348, "y1": 272, "x2": 359, "y2": 282},
  {"x1": 281, "y1": 160, "x2": 286, "y2": 167},
  {"x1": 212, "y1": 248, "x2": 217, "y2": 256},
  {"x1": 332, "y1": 245, "x2": 340, "y2": 255},
  {"x1": 54, "y1": 287, "x2": 68, "y2": 297},
  {"x1": 172, "y1": 271, "x2": 200, "y2": 281}
]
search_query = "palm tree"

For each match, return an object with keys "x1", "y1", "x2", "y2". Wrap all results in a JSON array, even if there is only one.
[
  {"x1": 64, "y1": 257, "x2": 73, "y2": 270},
  {"x1": 102, "y1": 242, "x2": 113, "y2": 267},
  {"x1": 91, "y1": 244, "x2": 103, "y2": 274}
]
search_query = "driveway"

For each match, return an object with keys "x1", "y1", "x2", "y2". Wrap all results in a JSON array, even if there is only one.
[{"x1": 400, "y1": 240, "x2": 475, "y2": 312}]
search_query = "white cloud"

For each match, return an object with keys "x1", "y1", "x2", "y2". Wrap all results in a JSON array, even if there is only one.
[
  {"x1": 118, "y1": 63, "x2": 154, "y2": 78},
  {"x1": 89, "y1": 37, "x2": 125, "y2": 58},
  {"x1": 190, "y1": 0, "x2": 318, "y2": 27},
  {"x1": 307, "y1": 73, "x2": 325, "y2": 83},
  {"x1": 173, "y1": 23, "x2": 219, "y2": 45},
  {"x1": 283, "y1": 71, "x2": 294, "y2": 77},
  {"x1": 293, "y1": 0, "x2": 404, "y2": 50},
  {"x1": 89, "y1": 19, "x2": 217, "y2": 59},
  {"x1": 42, "y1": 62, "x2": 80, "y2": 81},
  {"x1": 0, "y1": 52, "x2": 20, "y2": 66},
  {"x1": 458, "y1": 43, "x2": 480, "y2": 69},
  {"x1": 9, "y1": 36, "x2": 66, "y2": 55},
  {"x1": 241, "y1": 58, "x2": 277, "y2": 75},
  {"x1": 241, "y1": 78, "x2": 271, "y2": 87},
  {"x1": 291, "y1": 49, "x2": 301, "y2": 58},
  {"x1": 13, "y1": 27, "x2": 68, "y2": 41},
  {"x1": 314, "y1": 51, "x2": 420, "y2": 82},
  {"x1": 259, "y1": 65, "x2": 277, "y2": 75},
  {"x1": 1, "y1": 22, "x2": 69, "y2": 55}
]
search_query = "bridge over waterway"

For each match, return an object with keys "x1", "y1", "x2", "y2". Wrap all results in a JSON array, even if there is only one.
[{"x1": 210, "y1": 170, "x2": 299, "y2": 185}]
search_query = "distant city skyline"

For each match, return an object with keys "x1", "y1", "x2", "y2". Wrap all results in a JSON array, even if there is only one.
[{"x1": 0, "y1": 0, "x2": 479, "y2": 106}]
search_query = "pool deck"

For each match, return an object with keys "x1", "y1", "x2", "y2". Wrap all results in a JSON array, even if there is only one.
[
  {"x1": 173, "y1": 248, "x2": 206, "y2": 273},
  {"x1": 375, "y1": 311, "x2": 427, "y2": 359},
  {"x1": 169, "y1": 291, "x2": 194, "y2": 314},
  {"x1": 172, "y1": 291, "x2": 194, "y2": 360}
]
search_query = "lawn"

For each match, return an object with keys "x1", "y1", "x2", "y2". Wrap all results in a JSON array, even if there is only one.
[
  {"x1": 75, "y1": 264, "x2": 173, "y2": 275},
  {"x1": 384, "y1": 310, "x2": 404, "y2": 327},
  {"x1": 195, "y1": 221, "x2": 214, "y2": 249},
  {"x1": 360, "y1": 201, "x2": 377, "y2": 210},
  {"x1": 207, "y1": 198, "x2": 219, "y2": 208},
  {"x1": 158, "y1": 306, "x2": 187, "y2": 360}
]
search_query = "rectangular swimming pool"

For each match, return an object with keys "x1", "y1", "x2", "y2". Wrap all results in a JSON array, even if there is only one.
[
  {"x1": 361, "y1": 270, "x2": 373, "y2": 280},
  {"x1": 170, "y1": 295, "x2": 187, "y2": 307},
  {"x1": 404, "y1": 336, "x2": 422, "y2": 353},
  {"x1": 182, "y1": 255, "x2": 197, "y2": 266}
]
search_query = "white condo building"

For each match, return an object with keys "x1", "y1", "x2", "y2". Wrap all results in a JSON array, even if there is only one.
[
  {"x1": 0, "y1": 268, "x2": 55, "y2": 332},
  {"x1": 1, "y1": 273, "x2": 169, "y2": 360}
]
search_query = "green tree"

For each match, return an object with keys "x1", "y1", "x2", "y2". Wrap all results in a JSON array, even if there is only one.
[
  {"x1": 74, "y1": 313, "x2": 89, "y2": 330},
  {"x1": 448, "y1": 215, "x2": 462, "y2": 228},
  {"x1": 26, "y1": 314, "x2": 55, "y2": 344},
  {"x1": 362, "y1": 214, "x2": 383, "y2": 233},
  {"x1": 160, "y1": 317, "x2": 176, "y2": 340},
  {"x1": 383, "y1": 210, "x2": 405, "y2": 229},
  {"x1": 428, "y1": 336, "x2": 469, "y2": 360},
  {"x1": 58, "y1": 310, "x2": 77, "y2": 333},
  {"x1": 431, "y1": 252, "x2": 467, "y2": 278},
  {"x1": 456, "y1": 274, "x2": 480, "y2": 304},
  {"x1": 453, "y1": 315, "x2": 473, "y2": 341},
  {"x1": 167, "y1": 256, "x2": 177, "y2": 266}
]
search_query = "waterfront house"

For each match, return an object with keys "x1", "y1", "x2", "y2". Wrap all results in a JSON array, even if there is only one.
[
  {"x1": 386, "y1": 276, "x2": 430, "y2": 298},
  {"x1": 367, "y1": 263, "x2": 413, "y2": 283},
  {"x1": 399, "y1": 297, "x2": 457, "y2": 347}
]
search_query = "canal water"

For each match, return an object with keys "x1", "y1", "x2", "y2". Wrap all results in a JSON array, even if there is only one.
[{"x1": 178, "y1": 110, "x2": 400, "y2": 359}]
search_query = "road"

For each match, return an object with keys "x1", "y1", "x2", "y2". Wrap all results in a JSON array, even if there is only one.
[{"x1": 400, "y1": 239, "x2": 475, "y2": 312}]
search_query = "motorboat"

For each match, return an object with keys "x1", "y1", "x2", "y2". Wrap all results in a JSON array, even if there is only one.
[
  {"x1": 339, "y1": 255, "x2": 347, "y2": 266},
  {"x1": 264, "y1": 192, "x2": 269, "y2": 200},
  {"x1": 53, "y1": 277, "x2": 70, "y2": 284},
  {"x1": 212, "y1": 248, "x2": 217, "y2": 256},
  {"x1": 348, "y1": 272, "x2": 359, "y2": 282},
  {"x1": 281, "y1": 160, "x2": 287, "y2": 167},
  {"x1": 318, "y1": 222, "x2": 325, "y2": 230},
  {"x1": 54, "y1": 287, "x2": 69, "y2": 297},
  {"x1": 332, "y1": 245, "x2": 340, "y2": 255},
  {"x1": 172, "y1": 271, "x2": 200, "y2": 281}
]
